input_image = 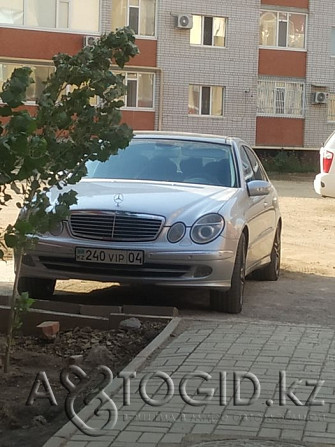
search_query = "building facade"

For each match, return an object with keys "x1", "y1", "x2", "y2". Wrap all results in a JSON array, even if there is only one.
[{"x1": 0, "y1": 0, "x2": 334, "y2": 149}]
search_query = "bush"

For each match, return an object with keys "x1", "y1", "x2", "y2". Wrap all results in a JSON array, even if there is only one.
[{"x1": 259, "y1": 150, "x2": 318, "y2": 173}]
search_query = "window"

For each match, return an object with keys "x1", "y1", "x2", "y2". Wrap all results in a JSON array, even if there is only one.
[
  {"x1": 328, "y1": 94, "x2": 335, "y2": 122},
  {"x1": 0, "y1": 61, "x2": 54, "y2": 102},
  {"x1": 0, "y1": 0, "x2": 100, "y2": 32},
  {"x1": 0, "y1": 0, "x2": 23, "y2": 24},
  {"x1": 111, "y1": 0, "x2": 156, "y2": 37},
  {"x1": 259, "y1": 10, "x2": 306, "y2": 49},
  {"x1": 240, "y1": 147, "x2": 255, "y2": 183},
  {"x1": 188, "y1": 85, "x2": 224, "y2": 116},
  {"x1": 190, "y1": 15, "x2": 226, "y2": 47},
  {"x1": 257, "y1": 80, "x2": 305, "y2": 117},
  {"x1": 243, "y1": 146, "x2": 267, "y2": 181},
  {"x1": 117, "y1": 72, "x2": 154, "y2": 109}
]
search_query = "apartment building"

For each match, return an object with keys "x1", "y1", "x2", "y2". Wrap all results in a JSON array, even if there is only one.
[
  {"x1": 0, "y1": 0, "x2": 156, "y2": 130},
  {"x1": 0, "y1": 0, "x2": 334, "y2": 149}
]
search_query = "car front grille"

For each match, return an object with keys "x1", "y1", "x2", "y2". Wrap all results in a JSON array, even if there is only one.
[{"x1": 69, "y1": 211, "x2": 164, "y2": 242}]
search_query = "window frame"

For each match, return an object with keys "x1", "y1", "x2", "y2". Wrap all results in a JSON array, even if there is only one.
[
  {"x1": 240, "y1": 146, "x2": 255, "y2": 183},
  {"x1": 0, "y1": 59, "x2": 54, "y2": 105},
  {"x1": 243, "y1": 145, "x2": 268, "y2": 182},
  {"x1": 0, "y1": 0, "x2": 101, "y2": 33},
  {"x1": 257, "y1": 79, "x2": 305, "y2": 118},
  {"x1": 111, "y1": 0, "x2": 157, "y2": 39},
  {"x1": 117, "y1": 71, "x2": 155, "y2": 111},
  {"x1": 190, "y1": 14, "x2": 227, "y2": 48},
  {"x1": 259, "y1": 9, "x2": 307, "y2": 51},
  {"x1": 188, "y1": 84, "x2": 225, "y2": 117}
]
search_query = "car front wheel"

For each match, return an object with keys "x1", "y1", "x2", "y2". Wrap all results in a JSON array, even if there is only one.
[
  {"x1": 17, "y1": 277, "x2": 56, "y2": 299},
  {"x1": 210, "y1": 233, "x2": 246, "y2": 314}
]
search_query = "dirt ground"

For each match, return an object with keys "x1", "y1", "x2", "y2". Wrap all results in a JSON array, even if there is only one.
[
  {"x1": 0, "y1": 322, "x2": 166, "y2": 447},
  {"x1": 273, "y1": 175, "x2": 335, "y2": 278}
]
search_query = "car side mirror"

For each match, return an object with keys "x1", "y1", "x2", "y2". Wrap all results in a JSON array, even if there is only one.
[{"x1": 247, "y1": 180, "x2": 271, "y2": 197}]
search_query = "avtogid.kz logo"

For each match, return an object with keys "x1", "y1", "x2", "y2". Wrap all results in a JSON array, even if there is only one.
[{"x1": 26, "y1": 365, "x2": 326, "y2": 436}]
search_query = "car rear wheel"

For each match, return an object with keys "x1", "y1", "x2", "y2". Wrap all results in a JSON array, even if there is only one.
[
  {"x1": 210, "y1": 233, "x2": 246, "y2": 314},
  {"x1": 252, "y1": 225, "x2": 281, "y2": 281},
  {"x1": 17, "y1": 277, "x2": 56, "y2": 299}
]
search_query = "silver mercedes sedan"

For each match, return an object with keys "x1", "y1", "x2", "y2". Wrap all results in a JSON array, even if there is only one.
[{"x1": 18, "y1": 132, "x2": 281, "y2": 313}]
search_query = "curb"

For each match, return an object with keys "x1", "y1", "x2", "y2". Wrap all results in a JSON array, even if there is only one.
[
  {"x1": 42, "y1": 316, "x2": 182, "y2": 447},
  {"x1": 0, "y1": 298, "x2": 178, "y2": 335}
]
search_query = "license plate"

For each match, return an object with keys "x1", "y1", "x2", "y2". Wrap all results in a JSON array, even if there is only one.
[{"x1": 75, "y1": 248, "x2": 144, "y2": 265}]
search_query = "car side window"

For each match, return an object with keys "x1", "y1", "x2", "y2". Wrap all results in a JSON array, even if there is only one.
[
  {"x1": 240, "y1": 146, "x2": 255, "y2": 183},
  {"x1": 244, "y1": 146, "x2": 267, "y2": 181}
]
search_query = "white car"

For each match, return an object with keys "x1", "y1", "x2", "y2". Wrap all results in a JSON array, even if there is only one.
[
  {"x1": 18, "y1": 132, "x2": 282, "y2": 314},
  {"x1": 314, "y1": 131, "x2": 335, "y2": 198}
]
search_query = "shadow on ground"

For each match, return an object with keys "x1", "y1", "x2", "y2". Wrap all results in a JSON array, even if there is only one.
[{"x1": 53, "y1": 268, "x2": 335, "y2": 326}]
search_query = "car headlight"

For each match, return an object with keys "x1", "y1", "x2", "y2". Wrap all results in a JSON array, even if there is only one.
[
  {"x1": 49, "y1": 221, "x2": 64, "y2": 236},
  {"x1": 191, "y1": 214, "x2": 224, "y2": 244},
  {"x1": 167, "y1": 222, "x2": 186, "y2": 243}
]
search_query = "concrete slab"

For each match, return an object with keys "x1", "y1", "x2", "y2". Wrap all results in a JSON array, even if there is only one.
[{"x1": 43, "y1": 318, "x2": 335, "y2": 447}]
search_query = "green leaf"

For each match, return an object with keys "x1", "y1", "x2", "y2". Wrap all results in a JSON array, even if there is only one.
[
  {"x1": 15, "y1": 219, "x2": 34, "y2": 235},
  {"x1": 4, "y1": 233, "x2": 18, "y2": 248},
  {"x1": 0, "y1": 105, "x2": 12, "y2": 117}
]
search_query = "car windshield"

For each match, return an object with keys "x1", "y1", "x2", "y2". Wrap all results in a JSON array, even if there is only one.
[{"x1": 86, "y1": 138, "x2": 238, "y2": 187}]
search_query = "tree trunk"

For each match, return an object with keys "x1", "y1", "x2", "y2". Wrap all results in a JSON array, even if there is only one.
[{"x1": 4, "y1": 249, "x2": 22, "y2": 373}]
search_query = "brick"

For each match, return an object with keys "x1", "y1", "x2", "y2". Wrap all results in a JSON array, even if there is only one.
[
  {"x1": 169, "y1": 422, "x2": 195, "y2": 433},
  {"x1": 115, "y1": 431, "x2": 142, "y2": 442},
  {"x1": 281, "y1": 429, "x2": 304, "y2": 441},
  {"x1": 160, "y1": 433, "x2": 185, "y2": 443},
  {"x1": 259, "y1": 428, "x2": 282, "y2": 438},
  {"x1": 191, "y1": 423, "x2": 216, "y2": 434},
  {"x1": 36, "y1": 321, "x2": 60, "y2": 340},
  {"x1": 137, "y1": 432, "x2": 164, "y2": 443}
]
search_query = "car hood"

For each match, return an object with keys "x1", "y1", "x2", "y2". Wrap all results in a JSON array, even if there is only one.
[{"x1": 51, "y1": 179, "x2": 238, "y2": 225}]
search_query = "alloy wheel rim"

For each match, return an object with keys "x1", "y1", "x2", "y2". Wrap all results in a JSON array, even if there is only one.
[
  {"x1": 239, "y1": 245, "x2": 246, "y2": 305},
  {"x1": 274, "y1": 231, "x2": 281, "y2": 275}
]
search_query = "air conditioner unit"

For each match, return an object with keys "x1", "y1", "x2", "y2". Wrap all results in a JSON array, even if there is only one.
[
  {"x1": 312, "y1": 91, "x2": 328, "y2": 104},
  {"x1": 83, "y1": 35, "x2": 99, "y2": 47},
  {"x1": 176, "y1": 14, "x2": 193, "y2": 29}
]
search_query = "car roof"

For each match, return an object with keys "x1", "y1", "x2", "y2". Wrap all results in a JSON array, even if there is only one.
[{"x1": 134, "y1": 131, "x2": 245, "y2": 146}]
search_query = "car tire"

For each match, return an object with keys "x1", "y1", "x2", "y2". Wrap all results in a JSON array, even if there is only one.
[
  {"x1": 210, "y1": 233, "x2": 246, "y2": 314},
  {"x1": 17, "y1": 277, "x2": 56, "y2": 299},
  {"x1": 252, "y1": 225, "x2": 281, "y2": 281}
]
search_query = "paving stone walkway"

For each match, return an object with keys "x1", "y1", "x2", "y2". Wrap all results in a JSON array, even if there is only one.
[{"x1": 45, "y1": 319, "x2": 335, "y2": 447}]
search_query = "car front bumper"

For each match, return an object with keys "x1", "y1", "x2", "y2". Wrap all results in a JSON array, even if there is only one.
[
  {"x1": 314, "y1": 173, "x2": 335, "y2": 198},
  {"x1": 19, "y1": 236, "x2": 237, "y2": 289}
]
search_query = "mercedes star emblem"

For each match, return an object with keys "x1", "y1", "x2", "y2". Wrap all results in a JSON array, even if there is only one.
[{"x1": 113, "y1": 193, "x2": 124, "y2": 207}]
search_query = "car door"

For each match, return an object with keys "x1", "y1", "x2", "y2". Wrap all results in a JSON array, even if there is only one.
[{"x1": 240, "y1": 145, "x2": 277, "y2": 270}]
